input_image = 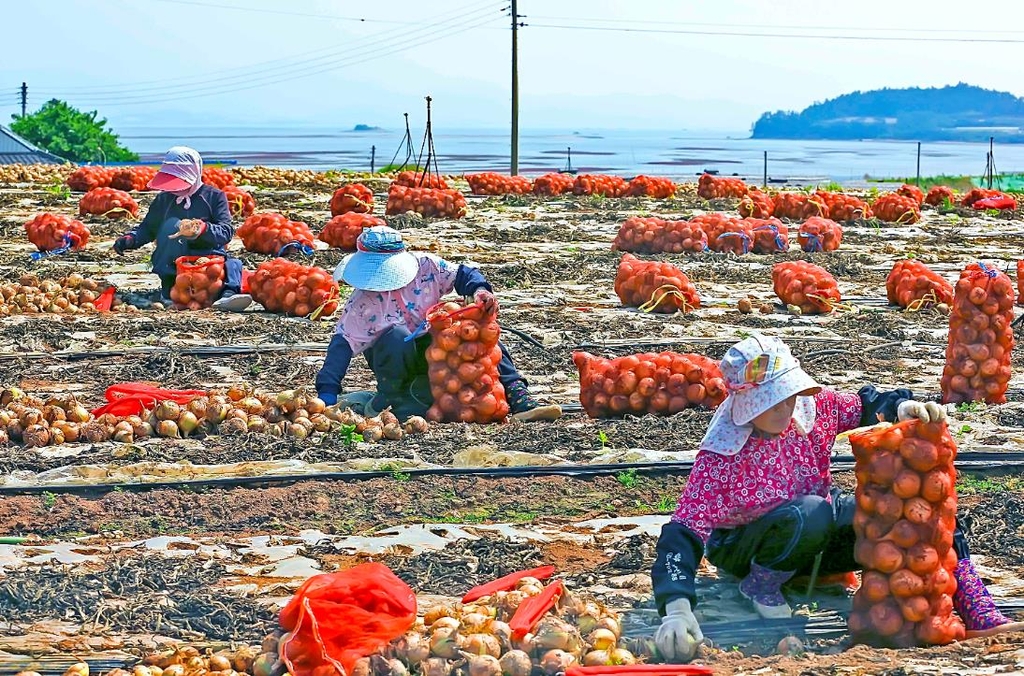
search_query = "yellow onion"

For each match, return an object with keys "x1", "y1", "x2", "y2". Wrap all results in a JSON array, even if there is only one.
[
  {"x1": 20, "y1": 408, "x2": 43, "y2": 426},
  {"x1": 309, "y1": 413, "x2": 333, "y2": 433},
  {"x1": 288, "y1": 423, "x2": 309, "y2": 440},
  {"x1": 6, "y1": 420, "x2": 24, "y2": 443},
  {"x1": 583, "y1": 651, "x2": 610, "y2": 666},
  {"x1": 43, "y1": 405, "x2": 66, "y2": 424},
  {"x1": 113, "y1": 421, "x2": 134, "y2": 443},
  {"x1": 132, "y1": 419, "x2": 152, "y2": 439},
  {"x1": 155, "y1": 400, "x2": 181, "y2": 421},
  {"x1": 464, "y1": 654, "x2": 501, "y2": 676},
  {"x1": 336, "y1": 408, "x2": 363, "y2": 426},
  {"x1": 424, "y1": 606, "x2": 459, "y2": 624},
  {"x1": 49, "y1": 426, "x2": 66, "y2": 446},
  {"x1": 362, "y1": 426, "x2": 384, "y2": 443},
  {"x1": 208, "y1": 655, "x2": 232, "y2": 671},
  {"x1": 247, "y1": 415, "x2": 269, "y2": 434},
  {"x1": 0, "y1": 387, "x2": 24, "y2": 407},
  {"x1": 609, "y1": 649, "x2": 636, "y2": 665},
  {"x1": 220, "y1": 417, "x2": 248, "y2": 435},
  {"x1": 487, "y1": 620, "x2": 512, "y2": 647},
  {"x1": 498, "y1": 650, "x2": 532, "y2": 676},
  {"x1": 227, "y1": 408, "x2": 249, "y2": 422},
  {"x1": 430, "y1": 616, "x2": 461, "y2": 633},
  {"x1": 186, "y1": 398, "x2": 208, "y2": 419},
  {"x1": 497, "y1": 591, "x2": 525, "y2": 618},
  {"x1": 518, "y1": 583, "x2": 543, "y2": 597},
  {"x1": 595, "y1": 617, "x2": 621, "y2": 639},
  {"x1": 227, "y1": 384, "x2": 248, "y2": 402},
  {"x1": 306, "y1": 397, "x2": 326, "y2": 415},
  {"x1": 177, "y1": 411, "x2": 199, "y2": 436},
  {"x1": 621, "y1": 637, "x2": 659, "y2": 661},
  {"x1": 239, "y1": 397, "x2": 264, "y2": 415},
  {"x1": 402, "y1": 416, "x2": 429, "y2": 435},
  {"x1": 516, "y1": 577, "x2": 542, "y2": 589},
  {"x1": 461, "y1": 633, "x2": 501, "y2": 658},
  {"x1": 23, "y1": 423, "x2": 51, "y2": 448},
  {"x1": 511, "y1": 632, "x2": 535, "y2": 654},
  {"x1": 82, "y1": 422, "x2": 109, "y2": 443},
  {"x1": 539, "y1": 650, "x2": 576, "y2": 676},
  {"x1": 588, "y1": 628, "x2": 617, "y2": 651},
  {"x1": 251, "y1": 654, "x2": 282, "y2": 676},
  {"x1": 156, "y1": 420, "x2": 180, "y2": 438},
  {"x1": 161, "y1": 667, "x2": 184, "y2": 676},
  {"x1": 64, "y1": 664, "x2": 89, "y2": 676},
  {"x1": 275, "y1": 390, "x2": 299, "y2": 411},
  {"x1": 351, "y1": 657, "x2": 371, "y2": 676},
  {"x1": 420, "y1": 658, "x2": 450, "y2": 676},
  {"x1": 232, "y1": 646, "x2": 260, "y2": 673},
  {"x1": 533, "y1": 617, "x2": 583, "y2": 653},
  {"x1": 380, "y1": 409, "x2": 399, "y2": 427},
  {"x1": 261, "y1": 634, "x2": 281, "y2": 655},
  {"x1": 393, "y1": 631, "x2": 430, "y2": 665},
  {"x1": 430, "y1": 627, "x2": 460, "y2": 658},
  {"x1": 383, "y1": 423, "x2": 404, "y2": 440},
  {"x1": 205, "y1": 402, "x2": 230, "y2": 424},
  {"x1": 264, "y1": 406, "x2": 286, "y2": 423}
]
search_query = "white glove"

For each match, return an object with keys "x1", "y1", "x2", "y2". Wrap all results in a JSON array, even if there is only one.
[
  {"x1": 897, "y1": 400, "x2": 947, "y2": 424},
  {"x1": 654, "y1": 597, "x2": 703, "y2": 663}
]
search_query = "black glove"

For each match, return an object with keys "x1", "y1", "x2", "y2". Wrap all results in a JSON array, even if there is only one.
[
  {"x1": 113, "y1": 235, "x2": 135, "y2": 255},
  {"x1": 858, "y1": 385, "x2": 913, "y2": 426},
  {"x1": 651, "y1": 521, "x2": 704, "y2": 613}
]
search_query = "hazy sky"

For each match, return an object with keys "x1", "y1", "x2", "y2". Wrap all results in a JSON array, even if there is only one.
[{"x1": 4, "y1": 0, "x2": 1024, "y2": 133}]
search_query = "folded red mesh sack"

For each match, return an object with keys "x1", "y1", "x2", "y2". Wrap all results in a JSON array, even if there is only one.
[
  {"x1": 90, "y1": 383, "x2": 207, "y2": 417},
  {"x1": 279, "y1": 564, "x2": 417, "y2": 676}
]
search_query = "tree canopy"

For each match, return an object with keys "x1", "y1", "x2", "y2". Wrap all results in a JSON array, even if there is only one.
[{"x1": 10, "y1": 100, "x2": 138, "y2": 163}]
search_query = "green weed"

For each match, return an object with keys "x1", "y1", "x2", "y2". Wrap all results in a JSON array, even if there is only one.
[
  {"x1": 338, "y1": 424, "x2": 363, "y2": 445},
  {"x1": 41, "y1": 492, "x2": 57, "y2": 510},
  {"x1": 616, "y1": 468, "x2": 640, "y2": 489},
  {"x1": 956, "y1": 401, "x2": 984, "y2": 414}
]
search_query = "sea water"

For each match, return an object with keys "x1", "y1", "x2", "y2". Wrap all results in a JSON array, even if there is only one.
[{"x1": 118, "y1": 126, "x2": 1024, "y2": 183}]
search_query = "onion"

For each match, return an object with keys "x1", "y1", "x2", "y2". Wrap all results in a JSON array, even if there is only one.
[
  {"x1": 155, "y1": 400, "x2": 181, "y2": 421},
  {"x1": 533, "y1": 617, "x2": 583, "y2": 653},
  {"x1": 186, "y1": 398, "x2": 208, "y2": 419},
  {"x1": 337, "y1": 409, "x2": 363, "y2": 426},
  {"x1": 247, "y1": 415, "x2": 269, "y2": 434},
  {"x1": 386, "y1": 658, "x2": 410, "y2": 676},
  {"x1": 587, "y1": 628, "x2": 617, "y2": 651},
  {"x1": 53, "y1": 421, "x2": 79, "y2": 443},
  {"x1": 113, "y1": 421, "x2": 134, "y2": 443},
  {"x1": 251, "y1": 653, "x2": 284, "y2": 676},
  {"x1": 136, "y1": 422, "x2": 154, "y2": 439},
  {"x1": 608, "y1": 649, "x2": 636, "y2": 665},
  {"x1": 157, "y1": 420, "x2": 180, "y2": 438},
  {"x1": 430, "y1": 627, "x2": 460, "y2": 658},
  {"x1": 209, "y1": 655, "x2": 232, "y2": 671},
  {"x1": 516, "y1": 576, "x2": 542, "y2": 589},
  {"x1": 363, "y1": 426, "x2": 384, "y2": 442},
  {"x1": 0, "y1": 387, "x2": 24, "y2": 407},
  {"x1": 465, "y1": 654, "x2": 501, "y2": 676},
  {"x1": 425, "y1": 607, "x2": 459, "y2": 624},
  {"x1": 276, "y1": 390, "x2": 298, "y2": 411},
  {"x1": 461, "y1": 633, "x2": 501, "y2": 658},
  {"x1": 261, "y1": 405, "x2": 283, "y2": 423},
  {"x1": 177, "y1": 411, "x2": 199, "y2": 436},
  {"x1": 403, "y1": 416, "x2": 429, "y2": 435},
  {"x1": 595, "y1": 617, "x2": 621, "y2": 639},
  {"x1": 381, "y1": 409, "x2": 400, "y2": 427},
  {"x1": 518, "y1": 583, "x2": 543, "y2": 596},
  {"x1": 83, "y1": 422, "x2": 109, "y2": 443},
  {"x1": 498, "y1": 650, "x2": 532, "y2": 676},
  {"x1": 383, "y1": 422, "x2": 405, "y2": 440},
  {"x1": 162, "y1": 666, "x2": 186, "y2": 676},
  {"x1": 460, "y1": 613, "x2": 490, "y2": 633},
  {"x1": 232, "y1": 646, "x2": 260, "y2": 673},
  {"x1": 497, "y1": 591, "x2": 525, "y2": 618},
  {"x1": 288, "y1": 423, "x2": 309, "y2": 439},
  {"x1": 22, "y1": 424, "x2": 51, "y2": 448},
  {"x1": 43, "y1": 406, "x2": 66, "y2": 424},
  {"x1": 487, "y1": 620, "x2": 512, "y2": 647},
  {"x1": 620, "y1": 637, "x2": 658, "y2": 661},
  {"x1": 206, "y1": 402, "x2": 231, "y2": 424},
  {"x1": 20, "y1": 408, "x2": 42, "y2": 426},
  {"x1": 583, "y1": 650, "x2": 610, "y2": 666},
  {"x1": 430, "y1": 617, "x2": 461, "y2": 632},
  {"x1": 351, "y1": 657, "x2": 372, "y2": 676},
  {"x1": 49, "y1": 426, "x2": 66, "y2": 445},
  {"x1": 220, "y1": 417, "x2": 248, "y2": 436},
  {"x1": 420, "y1": 658, "x2": 450, "y2": 676},
  {"x1": 511, "y1": 632, "x2": 535, "y2": 654},
  {"x1": 309, "y1": 413, "x2": 333, "y2": 433},
  {"x1": 239, "y1": 397, "x2": 264, "y2": 415},
  {"x1": 227, "y1": 407, "x2": 249, "y2": 422},
  {"x1": 261, "y1": 635, "x2": 280, "y2": 655},
  {"x1": 394, "y1": 631, "x2": 430, "y2": 665},
  {"x1": 539, "y1": 650, "x2": 576, "y2": 675},
  {"x1": 227, "y1": 384, "x2": 248, "y2": 402},
  {"x1": 306, "y1": 397, "x2": 326, "y2": 415}
]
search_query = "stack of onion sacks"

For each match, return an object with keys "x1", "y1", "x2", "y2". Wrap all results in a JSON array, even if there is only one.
[
  {"x1": 78, "y1": 187, "x2": 139, "y2": 219},
  {"x1": 532, "y1": 173, "x2": 575, "y2": 196},
  {"x1": 886, "y1": 260, "x2": 953, "y2": 310},
  {"x1": 330, "y1": 183, "x2": 375, "y2": 215},
  {"x1": 320, "y1": 213, "x2": 386, "y2": 251},
  {"x1": 848, "y1": 419, "x2": 965, "y2": 647},
  {"x1": 614, "y1": 254, "x2": 700, "y2": 313},
  {"x1": 66, "y1": 165, "x2": 116, "y2": 191},
  {"x1": 24, "y1": 213, "x2": 90, "y2": 252},
  {"x1": 611, "y1": 217, "x2": 707, "y2": 254},
  {"x1": 940, "y1": 263, "x2": 1014, "y2": 404},
  {"x1": 466, "y1": 172, "x2": 533, "y2": 195},
  {"x1": 237, "y1": 213, "x2": 316, "y2": 255},
  {"x1": 425, "y1": 301, "x2": 510, "y2": 424},
  {"x1": 386, "y1": 185, "x2": 468, "y2": 219},
  {"x1": 625, "y1": 175, "x2": 675, "y2": 198},
  {"x1": 772, "y1": 261, "x2": 841, "y2": 314},
  {"x1": 573, "y1": 351, "x2": 726, "y2": 418},
  {"x1": 697, "y1": 173, "x2": 747, "y2": 199},
  {"x1": 248, "y1": 258, "x2": 339, "y2": 318},
  {"x1": 572, "y1": 174, "x2": 628, "y2": 198}
]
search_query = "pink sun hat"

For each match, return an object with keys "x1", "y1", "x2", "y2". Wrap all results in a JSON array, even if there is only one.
[{"x1": 147, "y1": 146, "x2": 204, "y2": 192}]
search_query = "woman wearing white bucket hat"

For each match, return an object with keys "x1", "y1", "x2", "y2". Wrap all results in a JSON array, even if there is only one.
[
  {"x1": 112, "y1": 146, "x2": 251, "y2": 311},
  {"x1": 315, "y1": 226, "x2": 561, "y2": 422},
  {"x1": 650, "y1": 335, "x2": 1022, "y2": 663}
]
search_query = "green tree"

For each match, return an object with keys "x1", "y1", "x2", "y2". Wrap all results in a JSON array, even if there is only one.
[{"x1": 10, "y1": 99, "x2": 138, "y2": 163}]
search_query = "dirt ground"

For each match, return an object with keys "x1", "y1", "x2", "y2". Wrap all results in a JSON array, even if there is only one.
[{"x1": 2, "y1": 172, "x2": 1024, "y2": 674}]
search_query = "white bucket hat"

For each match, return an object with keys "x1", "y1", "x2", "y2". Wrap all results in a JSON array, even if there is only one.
[
  {"x1": 333, "y1": 226, "x2": 419, "y2": 292},
  {"x1": 700, "y1": 335, "x2": 822, "y2": 455}
]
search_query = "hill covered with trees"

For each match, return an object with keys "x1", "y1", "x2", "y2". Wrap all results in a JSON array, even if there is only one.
[{"x1": 751, "y1": 83, "x2": 1024, "y2": 142}]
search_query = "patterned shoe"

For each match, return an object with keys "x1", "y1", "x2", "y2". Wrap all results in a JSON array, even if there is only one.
[
  {"x1": 739, "y1": 562, "x2": 796, "y2": 619},
  {"x1": 954, "y1": 558, "x2": 1024, "y2": 637},
  {"x1": 506, "y1": 381, "x2": 562, "y2": 422}
]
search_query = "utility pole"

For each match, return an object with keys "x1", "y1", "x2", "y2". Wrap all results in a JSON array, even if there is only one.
[
  {"x1": 20, "y1": 82, "x2": 27, "y2": 118},
  {"x1": 510, "y1": 0, "x2": 519, "y2": 176}
]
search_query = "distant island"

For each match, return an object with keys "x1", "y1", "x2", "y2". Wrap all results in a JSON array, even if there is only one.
[
  {"x1": 352, "y1": 124, "x2": 381, "y2": 132},
  {"x1": 751, "y1": 83, "x2": 1024, "y2": 143}
]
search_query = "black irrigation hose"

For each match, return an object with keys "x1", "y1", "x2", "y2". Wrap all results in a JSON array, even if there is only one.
[{"x1": 4, "y1": 451, "x2": 1024, "y2": 497}]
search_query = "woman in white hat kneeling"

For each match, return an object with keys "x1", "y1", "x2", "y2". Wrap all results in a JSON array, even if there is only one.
[
  {"x1": 651, "y1": 335, "x2": 1023, "y2": 663},
  {"x1": 315, "y1": 226, "x2": 561, "y2": 422}
]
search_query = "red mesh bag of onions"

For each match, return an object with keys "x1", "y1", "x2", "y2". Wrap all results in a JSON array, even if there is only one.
[{"x1": 279, "y1": 563, "x2": 417, "y2": 676}]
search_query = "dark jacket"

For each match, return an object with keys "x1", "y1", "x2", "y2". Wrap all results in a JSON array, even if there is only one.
[{"x1": 122, "y1": 184, "x2": 234, "y2": 254}]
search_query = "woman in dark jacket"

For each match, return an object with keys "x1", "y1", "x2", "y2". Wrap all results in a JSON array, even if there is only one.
[{"x1": 112, "y1": 146, "x2": 250, "y2": 311}]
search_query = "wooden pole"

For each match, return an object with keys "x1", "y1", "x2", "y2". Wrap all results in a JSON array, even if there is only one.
[
  {"x1": 763, "y1": 151, "x2": 767, "y2": 188},
  {"x1": 511, "y1": 0, "x2": 520, "y2": 176},
  {"x1": 916, "y1": 142, "x2": 921, "y2": 186}
]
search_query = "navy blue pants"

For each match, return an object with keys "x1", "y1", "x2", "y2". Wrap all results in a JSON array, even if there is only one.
[
  {"x1": 365, "y1": 325, "x2": 526, "y2": 419},
  {"x1": 706, "y1": 491, "x2": 970, "y2": 577},
  {"x1": 153, "y1": 217, "x2": 241, "y2": 298}
]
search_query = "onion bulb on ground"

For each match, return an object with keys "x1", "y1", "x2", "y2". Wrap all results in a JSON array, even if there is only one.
[
  {"x1": 588, "y1": 628, "x2": 617, "y2": 651},
  {"x1": 460, "y1": 633, "x2": 501, "y2": 658},
  {"x1": 430, "y1": 617, "x2": 461, "y2": 633},
  {"x1": 430, "y1": 627, "x2": 461, "y2": 658},
  {"x1": 383, "y1": 422, "x2": 404, "y2": 440},
  {"x1": 498, "y1": 650, "x2": 532, "y2": 676},
  {"x1": 533, "y1": 617, "x2": 584, "y2": 653},
  {"x1": 539, "y1": 650, "x2": 577, "y2": 676},
  {"x1": 393, "y1": 631, "x2": 430, "y2": 665},
  {"x1": 350, "y1": 657, "x2": 372, "y2": 676},
  {"x1": 420, "y1": 658, "x2": 451, "y2": 676},
  {"x1": 464, "y1": 654, "x2": 501, "y2": 676},
  {"x1": 403, "y1": 415, "x2": 429, "y2": 435},
  {"x1": 583, "y1": 650, "x2": 611, "y2": 666},
  {"x1": 363, "y1": 426, "x2": 384, "y2": 442},
  {"x1": 608, "y1": 648, "x2": 636, "y2": 665}
]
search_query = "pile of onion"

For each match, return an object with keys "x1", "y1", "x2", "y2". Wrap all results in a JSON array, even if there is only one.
[{"x1": 0, "y1": 272, "x2": 133, "y2": 317}]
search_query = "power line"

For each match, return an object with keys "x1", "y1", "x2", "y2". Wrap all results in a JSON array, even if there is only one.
[
  {"x1": 31, "y1": 0, "x2": 500, "y2": 96},
  {"x1": 526, "y1": 22, "x2": 1024, "y2": 43},
  {"x1": 35, "y1": 14, "x2": 503, "y2": 107},
  {"x1": 526, "y1": 14, "x2": 1024, "y2": 36},
  {"x1": 149, "y1": 0, "x2": 437, "y2": 24}
]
